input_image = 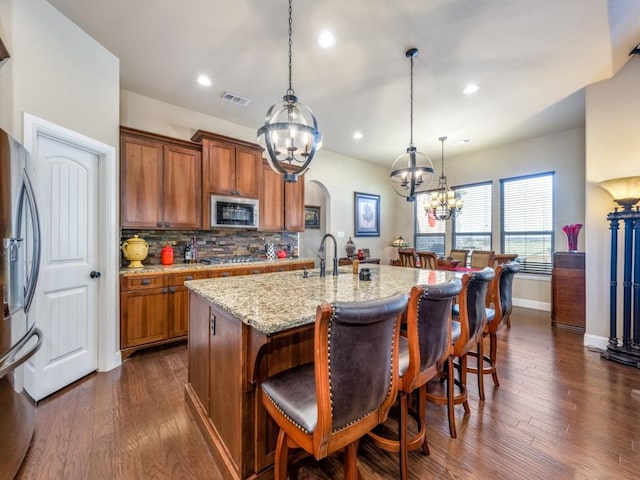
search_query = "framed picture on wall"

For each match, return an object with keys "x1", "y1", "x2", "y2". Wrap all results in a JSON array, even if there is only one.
[
  {"x1": 304, "y1": 205, "x2": 320, "y2": 229},
  {"x1": 354, "y1": 192, "x2": 380, "y2": 237}
]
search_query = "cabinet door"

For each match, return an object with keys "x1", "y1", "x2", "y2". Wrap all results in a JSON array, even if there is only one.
[
  {"x1": 169, "y1": 286, "x2": 189, "y2": 338},
  {"x1": 164, "y1": 144, "x2": 202, "y2": 229},
  {"x1": 203, "y1": 140, "x2": 235, "y2": 196},
  {"x1": 234, "y1": 147, "x2": 262, "y2": 198},
  {"x1": 284, "y1": 174, "x2": 305, "y2": 232},
  {"x1": 121, "y1": 135, "x2": 164, "y2": 228},
  {"x1": 259, "y1": 163, "x2": 285, "y2": 231},
  {"x1": 120, "y1": 288, "x2": 169, "y2": 348}
]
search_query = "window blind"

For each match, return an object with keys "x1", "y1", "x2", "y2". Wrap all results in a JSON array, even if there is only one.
[
  {"x1": 500, "y1": 172, "x2": 554, "y2": 275},
  {"x1": 415, "y1": 192, "x2": 445, "y2": 256},
  {"x1": 453, "y1": 182, "x2": 492, "y2": 251}
]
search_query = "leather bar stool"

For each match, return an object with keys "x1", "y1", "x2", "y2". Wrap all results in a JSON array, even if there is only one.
[
  {"x1": 426, "y1": 267, "x2": 494, "y2": 438},
  {"x1": 468, "y1": 262, "x2": 520, "y2": 397},
  {"x1": 261, "y1": 292, "x2": 408, "y2": 480},
  {"x1": 369, "y1": 279, "x2": 462, "y2": 479}
]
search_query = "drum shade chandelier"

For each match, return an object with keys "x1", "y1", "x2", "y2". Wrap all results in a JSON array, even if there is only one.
[
  {"x1": 257, "y1": 0, "x2": 322, "y2": 183},
  {"x1": 389, "y1": 48, "x2": 434, "y2": 202},
  {"x1": 426, "y1": 136, "x2": 463, "y2": 221}
]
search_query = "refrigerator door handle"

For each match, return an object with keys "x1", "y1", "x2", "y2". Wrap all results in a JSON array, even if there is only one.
[
  {"x1": 0, "y1": 326, "x2": 43, "y2": 379},
  {"x1": 16, "y1": 173, "x2": 41, "y2": 314}
]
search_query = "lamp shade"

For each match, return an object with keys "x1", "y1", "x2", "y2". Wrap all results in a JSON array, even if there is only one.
[
  {"x1": 599, "y1": 176, "x2": 640, "y2": 210},
  {"x1": 391, "y1": 236, "x2": 409, "y2": 247}
]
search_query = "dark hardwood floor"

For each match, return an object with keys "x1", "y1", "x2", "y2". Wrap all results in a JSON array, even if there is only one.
[{"x1": 16, "y1": 307, "x2": 640, "y2": 479}]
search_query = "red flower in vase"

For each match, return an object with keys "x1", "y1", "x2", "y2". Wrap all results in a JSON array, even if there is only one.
[{"x1": 562, "y1": 223, "x2": 583, "y2": 251}]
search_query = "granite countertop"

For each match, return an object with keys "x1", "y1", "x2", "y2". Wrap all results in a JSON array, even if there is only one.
[
  {"x1": 185, "y1": 264, "x2": 458, "y2": 335},
  {"x1": 119, "y1": 257, "x2": 315, "y2": 276}
]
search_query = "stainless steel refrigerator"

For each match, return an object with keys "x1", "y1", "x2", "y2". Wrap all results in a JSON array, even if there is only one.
[{"x1": 0, "y1": 128, "x2": 43, "y2": 478}]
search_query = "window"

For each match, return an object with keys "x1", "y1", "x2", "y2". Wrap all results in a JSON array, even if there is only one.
[
  {"x1": 452, "y1": 182, "x2": 492, "y2": 251},
  {"x1": 500, "y1": 172, "x2": 554, "y2": 275},
  {"x1": 415, "y1": 193, "x2": 445, "y2": 256}
]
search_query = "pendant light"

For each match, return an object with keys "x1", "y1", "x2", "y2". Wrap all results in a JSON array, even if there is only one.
[
  {"x1": 257, "y1": 0, "x2": 322, "y2": 183},
  {"x1": 389, "y1": 48, "x2": 434, "y2": 202},
  {"x1": 426, "y1": 136, "x2": 463, "y2": 220}
]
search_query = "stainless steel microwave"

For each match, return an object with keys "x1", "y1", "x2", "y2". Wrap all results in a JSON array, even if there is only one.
[{"x1": 210, "y1": 195, "x2": 259, "y2": 229}]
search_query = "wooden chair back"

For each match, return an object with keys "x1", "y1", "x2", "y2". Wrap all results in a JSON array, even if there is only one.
[
  {"x1": 454, "y1": 267, "x2": 495, "y2": 356},
  {"x1": 398, "y1": 248, "x2": 417, "y2": 268},
  {"x1": 416, "y1": 251, "x2": 438, "y2": 270},
  {"x1": 449, "y1": 249, "x2": 469, "y2": 266},
  {"x1": 489, "y1": 262, "x2": 520, "y2": 331},
  {"x1": 469, "y1": 250, "x2": 495, "y2": 269}
]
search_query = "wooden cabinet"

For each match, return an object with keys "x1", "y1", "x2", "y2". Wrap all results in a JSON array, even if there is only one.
[
  {"x1": 551, "y1": 252, "x2": 585, "y2": 332},
  {"x1": 120, "y1": 261, "x2": 313, "y2": 359},
  {"x1": 120, "y1": 127, "x2": 202, "y2": 229},
  {"x1": 192, "y1": 130, "x2": 263, "y2": 230},
  {"x1": 260, "y1": 161, "x2": 305, "y2": 232}
]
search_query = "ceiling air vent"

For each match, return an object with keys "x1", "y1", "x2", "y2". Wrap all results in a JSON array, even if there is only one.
[{"x1": 222, "y1": 92, "x2": 250, "y2": 107}]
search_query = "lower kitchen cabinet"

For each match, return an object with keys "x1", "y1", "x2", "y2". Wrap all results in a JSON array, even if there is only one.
[{"x1": 120, "y1": 261, "x2": 313, "y2": 358}]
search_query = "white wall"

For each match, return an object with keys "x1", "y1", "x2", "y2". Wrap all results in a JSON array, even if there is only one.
[{"x1": 585, "y1": 58, "x2": 640, "y2": 345}]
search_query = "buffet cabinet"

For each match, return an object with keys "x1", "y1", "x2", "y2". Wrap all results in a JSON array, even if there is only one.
[
  {"x1": 120, "y1": 127, "x2": 202, "y2": 229},
  {"x1": 120, "y1": 261, "x2": 313, "y2": 359},
  {"x1": 551, "y1": 251, "x2": 585, "y2": 332}
]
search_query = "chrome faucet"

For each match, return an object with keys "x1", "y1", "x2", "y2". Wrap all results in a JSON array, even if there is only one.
[{"x1": 318, "y1": 233, "x2": 339, "y2": 277}]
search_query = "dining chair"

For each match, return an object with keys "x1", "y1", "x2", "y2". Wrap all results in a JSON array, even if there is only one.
[
  {"x1": 398, "y1": 248, "x2": 417, "y2": 268},
  {"x1": 416, "y1": 251, "x2": 438, "y2": 270},
  {"x1": 467, "y1": 262, "x2": 520, "y2": 397},
  {"x1": 469, "y1": 250, "x2": 495, "y2": 269},
  {"x1": 449, "y1": 249, "x2": 470, "y2": 266},
  {"x1": 261, "y1": 292, "x2": 408, "y2": 480},
  {"x1": 426, "y1": 267, "x2": 495, "y2": 438},
  {"x1": 369, "y1": 280, "x2": 462, "y2": 479}
]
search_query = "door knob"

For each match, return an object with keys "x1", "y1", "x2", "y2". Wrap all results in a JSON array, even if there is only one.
[{"x1": 90, "y1": 271, "x2": 101, "y2": 279}]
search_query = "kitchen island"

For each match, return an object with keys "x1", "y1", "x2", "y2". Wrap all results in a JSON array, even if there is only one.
[{"x1": 184, "y1": 264, "x2": 456, "y2": 480}]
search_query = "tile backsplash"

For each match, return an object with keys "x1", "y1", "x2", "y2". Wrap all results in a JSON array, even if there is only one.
[{"x1": 120, "y1": 229, "x2": 299, "y2": 267}]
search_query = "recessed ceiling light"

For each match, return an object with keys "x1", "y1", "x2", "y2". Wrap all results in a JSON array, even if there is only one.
[
  {"x1": 353, "y1": 131, "x2": 363, "y2": 140},
  {"x1": 458, "y1": 139, "x2": 472, "y2": 144},
  {"x1": 318, "y1": 31, "x2": 335, "y2": 49},
  {"x1": 463, "y1": 83, "x2": 479, "y2": 95},
  {"x1": 197, "y1": 74, "x2": 212, "y2": 87}
]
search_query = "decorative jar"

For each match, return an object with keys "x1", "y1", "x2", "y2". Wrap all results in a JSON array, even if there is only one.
[{"x1": 121, "y1": 235, "x2": 149, "y2": 269}]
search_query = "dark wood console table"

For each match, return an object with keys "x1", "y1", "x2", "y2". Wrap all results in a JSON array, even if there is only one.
[{"x1": 551, "y1": 252, "x2": 585, "y2": 332}]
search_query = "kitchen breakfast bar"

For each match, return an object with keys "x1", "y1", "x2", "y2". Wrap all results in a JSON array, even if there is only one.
[{"x1": 184, "y1": 264, "x2": 457, "y2": 480}]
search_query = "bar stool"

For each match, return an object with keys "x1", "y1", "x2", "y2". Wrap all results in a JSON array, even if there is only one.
[
  {"x1": 468, "y1": 262, "x2": 520, "y2": 397},
  {"x1": 369, "y1": 279, "x2": 462, "y2": 479},
  {"x1": 261, "y1": 293, "x2": 408, "y2": 480},
  {"x1": 426, "y1": 267, "x2": 494, "y2": 438}
]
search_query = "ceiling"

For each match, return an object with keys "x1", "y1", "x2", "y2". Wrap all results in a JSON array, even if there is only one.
[{"x1": 46, "y1": 0, "x2": 640, "y2": 167}]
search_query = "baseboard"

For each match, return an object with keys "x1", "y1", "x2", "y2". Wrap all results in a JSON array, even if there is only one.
[
  {"x1": 583, "y1": 333, "x2": 609, "y2": 351},
  {"x1": 513, "y1": 298, "x2": 551, "y2": 312},
  {"x1": 99, "y1": 351, "x2": 122, "y2": 373}
]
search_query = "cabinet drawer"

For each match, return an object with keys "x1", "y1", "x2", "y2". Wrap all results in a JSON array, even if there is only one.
[
  {"x1": 170, "y1": 270, "x2": 209, "y2": 286},
  {"x1": 121, "y1": 274, "x2": 166, "y2": 291}
]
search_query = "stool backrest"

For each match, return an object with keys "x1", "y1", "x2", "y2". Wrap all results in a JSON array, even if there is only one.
[
  {"x1": 495, "y1": 262, "x2": 520, "y2": 327},
  {"x1": 455, "y1": 267, "x2": 495, "y2": 354},
  {"x1": 316, "y1": 292, "x2": 408, "y2": 436},
  {"x1": 404, "y1": 280, "x2": 462, "y2": 385}
]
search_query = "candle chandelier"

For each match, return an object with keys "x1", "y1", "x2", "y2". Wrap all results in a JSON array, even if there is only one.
[
  {"x1": 257, "y1": 0, "x2": 322, "y2": 183},
  {"x1": 389, "y1": 48, "x2": 434, "y2": 202},
  {"x1": 425, "y1": 136, "x2": 463, "y2": 221}
]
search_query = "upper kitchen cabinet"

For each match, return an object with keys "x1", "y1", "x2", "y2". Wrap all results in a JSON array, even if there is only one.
[
  {"x1": 120, "y1": 127, "x2": 202, "y2": 229},
  {"x1": 260, "y1": 161, "x2": 305, "y2": 232},
  {"x1": 192, "y1": 130, "x2": 263, "y2": 230}
]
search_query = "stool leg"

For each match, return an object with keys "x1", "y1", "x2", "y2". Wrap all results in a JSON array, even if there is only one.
[
  {"x1": 343, "y1": 441, "x2": 360, "y2": 480},
  {"x1": 274, "y1": 429, "x2": 289, "y2": 480},
  {"x1": 447, "y1": 357, "x2": 457, "y2": 438},
  {"x1": 490, "y1": 332, "x2": 499, "y2": 386},
  {"x1": 460, "y1": 355, "x2": 470, "y2": 414},
  {"x1": 419, "y1": 385, "x2": 430, "y2": 456},
  {"x1": 477, "y1": 339, "x2": 485, "y2": 401},
  {"x1": 399, "y1": 392, "x2": 409, "y2": 480}
]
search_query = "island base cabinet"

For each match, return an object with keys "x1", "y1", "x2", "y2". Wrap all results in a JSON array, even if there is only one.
[{"x1": 186, "y1": 293, "x2": 314, "y2": 480}]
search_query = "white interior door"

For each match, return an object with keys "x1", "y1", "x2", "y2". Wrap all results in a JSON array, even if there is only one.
[{"x1": 24, "y1": 133, "x2": 100, "y2": 401}]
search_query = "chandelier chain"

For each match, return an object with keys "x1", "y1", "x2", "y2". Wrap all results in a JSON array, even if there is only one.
[
  {"x1": 409, "y1": 53, "x2": 414, "y2": 147},
  {"x1": 287, "y1": 0, "x2": 294, "y2": 96}
]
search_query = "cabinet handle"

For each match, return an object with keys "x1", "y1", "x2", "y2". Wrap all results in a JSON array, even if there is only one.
[
  {"x1": 141, "y1": 279, "x2": 151, "y2": 285},
  {"x1": 251, "y1": 269, "x2": 259, "y2": 275},
  {"x1": 222, "y1": 272, "x2": 229, "y2": 277},
  {"x1": 162, "y1": 287, "x2": 168, "y2": 293},
  {"x1": 210, "y1": 314, "x2": 216, "y2": 336},
  {"x1": 278, "y1": 267, "x2": 285, "y2": 272},
  {"x1": 169, "y1": 286, "x2": 176, "y2": 293},
  {"x1": 185, "y1": 275, "x2": 193, "y2": 281},
  {"x1": 164, "y1": 222, "x2": 170, "y2": 227},
  {"x1": 156, "y1": 221, "x2": 162, "y2": 227}
]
